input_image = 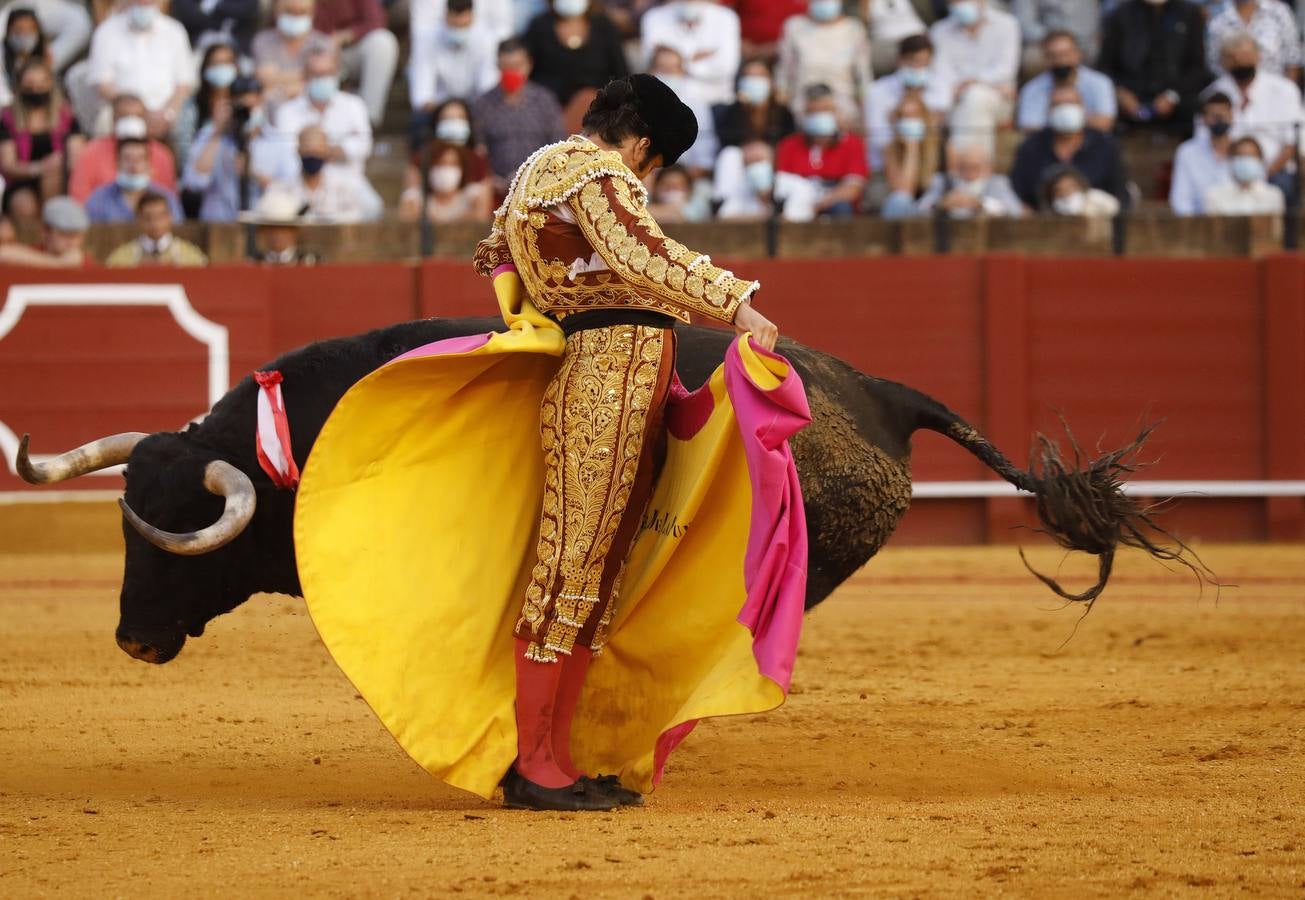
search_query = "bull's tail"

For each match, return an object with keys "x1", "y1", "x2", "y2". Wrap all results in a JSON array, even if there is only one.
[{"x1": 910, "y1": 393, "x2": 1215, "y2": 606}]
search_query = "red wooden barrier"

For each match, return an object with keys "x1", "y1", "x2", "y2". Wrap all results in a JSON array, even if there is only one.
[{"x1": 0, "y1": 256, "x2": 1300, "y2": 543}]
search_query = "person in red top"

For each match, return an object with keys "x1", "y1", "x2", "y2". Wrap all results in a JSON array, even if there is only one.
[
  {"x1": 725, "y1": 0, "x2": 808, "y2": 59},
  {"x1": 774, "y1": 82, "x2": 868, "y2": 217},
  {"x1": 68, "y1": 95, "x2": 177, "y2": 204},
  {"x1": 312, "y1": 0, "x2": 398, "y2": 127}
]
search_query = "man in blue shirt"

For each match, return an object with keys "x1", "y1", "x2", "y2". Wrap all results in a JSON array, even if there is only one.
[
  {"x1": 85, "y1": 137, "x2": 184, "y2": 224},
  {"x1": 1017, "y1": 29, "x2": 1117, "y2": 133}
]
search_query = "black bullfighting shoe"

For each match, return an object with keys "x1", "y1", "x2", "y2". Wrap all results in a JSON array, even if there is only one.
[
  {"x1": 585, "y1": 774, "x2": 645, "y2": 807},
  {"x1": 501, "y1": 767, "x2": 620, "y2": 812}
]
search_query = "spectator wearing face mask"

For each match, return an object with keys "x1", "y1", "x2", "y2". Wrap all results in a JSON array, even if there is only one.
[
  {"x1": 0, "y1": 1, "x2": 90, "y2": 75},
  {"x1": 867, "y1": 0, "x2": 927, "y2": 76},
  {"x1": 400, "y1": 98, "x2": 490, "y2": 216},
  {"x1": 0, "y1": 57, "x2": 82, "y2": 227},
  {"x1": 1009, "y1": 83, "x2": 1129, "y2": 211},
  {"x1": 929, "y1": 0, "x2": 1020, "y2": 157},
  {"x1": 275, "y1": 47, "x2": 372, "y2": 176},
  {"x1": 1208, "y1": 31, "x2": 1302, "y2": 203},
  {"x1": 174, "y1": 40, "x2": 240, "y2": 181},
  {"x1": 1206, "y1": 0, "x2": 1301, "y2": 82},
  {"x1": 879, "y1": 93, "x2": 939, "y2": 217},
  {"x1": 281, "y1": 124, "x2": 381, "y2": 222},
  {"x1": 728, "y1": 0, "x2": 808, "y2": 62},
  {"x1": 311, "y1": 0, "x2": 398, "y2": 128},
  {"x1": 712, "y1": 58, "x2": 796, "y2": 150},
  {"x1": 183, "y1": 76, "x2": 302, "y2": 222},
  {"x1": 1008, "y1": 0, "x2": 1101, "y2": 76},
  {"x1": 524, "y1": 0, "x2": 628, "y2": 132},
  {"x1": 648, "y1": 163, "x2": 709, "y2": 222},
  {"x1": 865, "y1": 33, "x2": 951, "y2": 173},
  {"x1": 0, "y1": 195, "x2": 91, "y2": 267},
  {"x1": 471, "y1": 37, "x2": 564, "y2": 192},
  {"x1": 409, "y1": 0, "x2": 498, "y2": 144},
  {"x1": 713, "y1": 138, "x2": 778, "y2": 219},
  {"x1": 106, "y1": 190, "x2": 207, "y2": 266},
  {"x1": 1098, "y1": 0, "x2": 1211, "y2": 137},
  {"x1": 776, "y1": 0, "x2": 870, "y2": 124},
  {"x1": 399, "y1": 141, "x2": 492, "y2": 224},
  {"x1": 170, "y1": 0, "x2": 261, "y2": 56},
  {"x1": 917, "y1": 140, "x2": 1023, "y2": 218},
  {"x1": 641, "y1": 0, "x2": 742, "y2": 106},
  {"x1": 2, "y1": 7, "x2": 42, "y2": 98},
  {"x1": 253, "y1": 0, "x2": 333, "y2": 108},
  {"x1": 1041, "y1": 164, "x2": 1120, "y2": 217},
  {"x1": 774, "y1": 82, "x2": 868, "y2": 218},
  {"x1": 1204, "y1": 136, "x2": 1284, "y2": 214},
  {"x1": 1170, "y1": 91, "x2": 1235, "y2": 216},
  {"x1": 68, "y1": 94, "x2": 177, "y2": 203},
  {"x1": 1016, "y1": 30, "x2": 1116, "y2": 134},
  {"x1": 648, "y1": 44, "x2": 720, "y2": 177},
  {"x1": 69, "y1": 0, "x2": 196, "y2": 138},
  {"x1": 85, "y1": 136, "x2": 183, "y2": 223}
]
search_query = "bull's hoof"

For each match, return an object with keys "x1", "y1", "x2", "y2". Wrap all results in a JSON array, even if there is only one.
[{"x1": 501, "y1": 767, "x2": 619, "y2": 812}]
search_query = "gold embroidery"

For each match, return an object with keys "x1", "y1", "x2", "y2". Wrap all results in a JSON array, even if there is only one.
[{"x1": 515, "y1": 325, "x2": 666, "y2": 659}]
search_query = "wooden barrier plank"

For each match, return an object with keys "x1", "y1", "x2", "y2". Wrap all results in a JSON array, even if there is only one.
[
  {"x1": 981, "y1": 254, "x2": 1030, "y2": 543},
  {"x1": 1262, "y1": 254, "x2": 1305, "y2": 539}
]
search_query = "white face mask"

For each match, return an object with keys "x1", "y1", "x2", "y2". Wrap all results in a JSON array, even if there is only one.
[
  {"x1": 657, "y1": 188, "x2": 689, "y2": 206},
  {"x1": 429, "y1": 164, "x2": 462, "y2": 194},
  {"x1": 1053, "y1": 191, "x2": 1086, "y2": 215},
  {"x1": 956, "y1": 177, "x2": 987, "y2": 196}
]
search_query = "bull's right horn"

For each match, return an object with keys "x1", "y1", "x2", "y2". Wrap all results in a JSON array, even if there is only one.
[
  {"x1": 17, "y1": 432, "x2": 148, "y2": 484},
  {"x1": 119, "y1": 460, "x2": 256, "y2": 556}
]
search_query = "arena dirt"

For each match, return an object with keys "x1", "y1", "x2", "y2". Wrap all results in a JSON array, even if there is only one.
[{"x1": 0, "y1": 523, "x2": 1302, "y2": 897}]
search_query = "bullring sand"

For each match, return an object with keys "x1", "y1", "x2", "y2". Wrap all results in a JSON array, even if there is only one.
[{"x1": 1, "y1": 526, "x2": 1302, "y2": 898}]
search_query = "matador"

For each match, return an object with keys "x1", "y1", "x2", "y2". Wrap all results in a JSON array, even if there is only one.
[{"x1": 472, "y1": 75, "x2": 780, "y2": 811}]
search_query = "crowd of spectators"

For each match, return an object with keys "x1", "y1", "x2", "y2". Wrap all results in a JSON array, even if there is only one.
[{"x1": 0, "y1": 0, "x2": 1302, "y2": 268}]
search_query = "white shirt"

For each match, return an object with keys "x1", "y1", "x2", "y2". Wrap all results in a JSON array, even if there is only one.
[
  {"x1": 285, "y1": 167, "x2": 383, "y2": 223},
  {"x1": 275, "y1": 91, "x2": 373, "y2": 174},
  {"x1": 1209, "y1": 71, "x2": 1303, "y2": 165},
  {"x1": 408, "y1": 21, "x2": 499, "y2": 110},
  {"x1": 87, "y1": 11, "x2": 195, "y2": 111},
  {"x1": 640, "y1": 1, "x2": 741, "y2": 106},
  {"x1": 1204, "y1": 179, "x2": 1286, "y2": 215},
  {"x1": 864, "y1": 68, "x2": 952, "y2": 169},
  {"x1": 929, "y1": 7, "x2": 1021, "y2": 91},
  {"x1": 409, "y1": 0, "x2": 516, "y2": 46},
  {"x1": 868, "y1": 0, "x2": 926, "y2": 43},
  {"x1": 1170, "y1": 133, "x2": 1232, "y2": 216},
  {"x1": 713, "y1": 145, "x2": 769, "y2": 219},
  {"x1": 776, "y1": 15, "x2": 872, "y2": 119}
]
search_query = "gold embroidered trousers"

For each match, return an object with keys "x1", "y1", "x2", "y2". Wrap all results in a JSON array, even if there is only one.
[{"x1": 515, "y1": 323, "x2": 676, "y2": 662}]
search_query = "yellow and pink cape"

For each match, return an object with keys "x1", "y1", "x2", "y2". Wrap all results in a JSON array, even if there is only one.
[{"x1": 294, "y1": 272, "x2": 811, "y2": 799}]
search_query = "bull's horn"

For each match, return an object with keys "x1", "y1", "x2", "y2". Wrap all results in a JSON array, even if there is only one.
[
  {"x1": 119, "y1": 461, "x2": 256, "y2": 556},
  {"x1": 17, "y1": 432, "x2": 148, "y2": 484}
]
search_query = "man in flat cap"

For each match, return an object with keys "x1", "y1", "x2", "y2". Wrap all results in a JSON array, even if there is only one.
[
  {"x1": 0, "y1": 196, "x2": 93, "y2": 268},
  {"x1": 474, "y1": 74, "x2": 779, "y2": 812}
]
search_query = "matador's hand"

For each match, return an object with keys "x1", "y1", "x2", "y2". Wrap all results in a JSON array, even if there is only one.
[{"x1": 734, "y1": 301, "x2": 778, "y2": 352}]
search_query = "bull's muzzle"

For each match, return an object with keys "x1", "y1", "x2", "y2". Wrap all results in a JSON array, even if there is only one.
[{"x1": 115, "y1": 626, "x2": 186, "y2": 664}]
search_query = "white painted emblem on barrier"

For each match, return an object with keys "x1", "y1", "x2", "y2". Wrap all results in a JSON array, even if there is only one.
[{"x1": 0, "y1": 283, "x2": 229, "y2": 478}]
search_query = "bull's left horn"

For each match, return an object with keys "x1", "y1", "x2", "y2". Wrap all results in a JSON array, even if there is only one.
[
  {"x1": 119, "y1": 461, "x2": 256, "y2": 556},
  {"x1": 17, "y1": 432, "x2": 148, "y2": 484}
]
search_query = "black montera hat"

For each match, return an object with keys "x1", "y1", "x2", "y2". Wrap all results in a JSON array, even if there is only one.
[{"x1": 629, "y1": 73, "x2": 698, "y2": 167}]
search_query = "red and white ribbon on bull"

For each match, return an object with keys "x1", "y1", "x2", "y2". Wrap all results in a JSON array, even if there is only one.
[{"x1": 254, "y1": 370, "x2": 300, "y2": 489}]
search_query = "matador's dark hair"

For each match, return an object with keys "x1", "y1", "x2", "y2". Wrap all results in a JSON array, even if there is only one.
[{"x1": 581, "y1": 78, "x2": 652, "y2": 149}]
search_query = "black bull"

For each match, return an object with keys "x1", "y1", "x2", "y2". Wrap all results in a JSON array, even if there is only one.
[{"x1": 18, "y1": 317, "x2": 1198, "y2": 664}]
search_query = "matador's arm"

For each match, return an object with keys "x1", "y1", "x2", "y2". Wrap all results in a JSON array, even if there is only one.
[{"x1": 568, "y1": 175, "x2": 759, "y2": 324}]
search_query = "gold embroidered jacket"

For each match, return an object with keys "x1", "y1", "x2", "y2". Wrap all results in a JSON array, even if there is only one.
[{"x1": 473, "y1": 136, "x2": 757, "y2": 324}]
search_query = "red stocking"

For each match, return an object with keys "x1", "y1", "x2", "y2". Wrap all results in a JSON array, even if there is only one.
[
  {"x1": 552, "y1": 646, "x2": 594, "y2": 780},
  {"x1": 512, "y1": 638, "x2": 572, "y2": 788}
]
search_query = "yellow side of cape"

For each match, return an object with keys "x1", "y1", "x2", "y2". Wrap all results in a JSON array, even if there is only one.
[{"x1": 294, "y1": 274, "x2": 788, "y2": 799}]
